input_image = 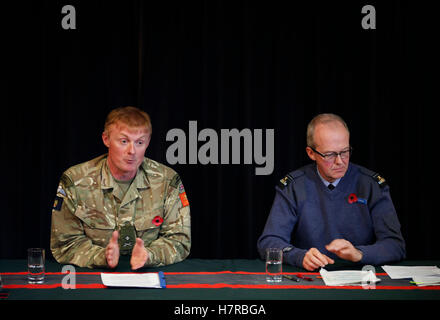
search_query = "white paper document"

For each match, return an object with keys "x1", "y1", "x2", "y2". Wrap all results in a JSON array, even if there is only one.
[
  {"x1": 382, "y1": 265, "x2": 440, "y2": 279},
  {"x1": 412, "y1": 275, "x2": 440, "y2": 287},
  {"x1": 320, "y1": 268, "x2": 381, "y2": 286},
  {"x1": 101, "y1": 272, "x2": 166, "y2": 288}
]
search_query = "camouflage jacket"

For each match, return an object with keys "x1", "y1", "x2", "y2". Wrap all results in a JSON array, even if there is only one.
[{"x1": 50, "y1": 154, "x2": 191, "y2": 268}]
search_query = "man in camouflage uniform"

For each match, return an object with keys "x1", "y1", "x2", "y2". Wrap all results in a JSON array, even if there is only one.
[{"x1": 50, "y1": 106, "x2": 191, "y2": 269}]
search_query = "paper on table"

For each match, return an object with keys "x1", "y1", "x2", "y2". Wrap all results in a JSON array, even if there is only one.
[
  {"x1": 319, "y1": 268, "x2": 381, "y2": 286},
  {"x1": 101, "y1": 271, "x2": 166, "y2": 288},
  {"x1": 412, "y1": 275, "x2": 440, "y2": 287},
  {"x1": 382, "y1": 265, "x2": 440, "y2": 279}
]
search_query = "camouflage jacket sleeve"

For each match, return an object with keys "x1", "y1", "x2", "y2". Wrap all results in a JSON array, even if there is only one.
[
  {"x1": 144, "y1": 174, "x2": 191, "y2": 267},
  {"x1": 50, "y1": 173, "x2": 108, "y2": 268}
]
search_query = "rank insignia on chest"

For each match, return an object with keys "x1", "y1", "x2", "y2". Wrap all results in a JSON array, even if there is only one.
[{"x1": 118, "y1": 223, "x2": 136, "y2": 255}]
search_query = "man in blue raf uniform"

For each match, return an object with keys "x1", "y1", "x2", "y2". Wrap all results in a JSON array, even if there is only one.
[{"x1": 257, "y1": 114, "x2": 405, "y2": 271}]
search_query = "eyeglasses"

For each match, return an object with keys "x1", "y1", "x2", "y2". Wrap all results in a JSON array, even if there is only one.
[{"x1": 309, "y1": 146, "x2": 352, "y2": 162}]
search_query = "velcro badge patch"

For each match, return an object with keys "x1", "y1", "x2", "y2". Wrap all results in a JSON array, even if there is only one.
[
  {"x1": 179, "y1": 192, "x2": 189, "y2": 207},
  {"x1": 53, "y1": 196, "x2": 63, "y2": 211},
  {"x1": 57, "y1": 185, "x2": 67, "y2": 197}
]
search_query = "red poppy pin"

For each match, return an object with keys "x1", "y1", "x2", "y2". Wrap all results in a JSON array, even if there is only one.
[
  {"x1": 152, "y1": 216, "x2": 164, "y2": 227},
  {"x1": 348, "y1": 193, "x2": 358, "y2": 204},
  {"x1": 348, "y1": 193, "x2": 367, "y2": 204}
]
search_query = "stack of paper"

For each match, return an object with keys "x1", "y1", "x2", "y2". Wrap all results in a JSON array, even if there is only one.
[
  {"x1": 412, "y1": 275, "x2": 440, "y2": 287},
  {"x1": 319, "y1": 268, "x2": 381, "y2": 286},
  {"x1": 382, "y1": 265, "x2": 440, "y2": 286},
  {"x1": 101, "y1": 271, "x2": 166, "y2": 288}
]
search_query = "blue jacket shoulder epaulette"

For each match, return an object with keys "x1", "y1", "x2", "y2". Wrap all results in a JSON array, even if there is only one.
[
  {"x1": 358, "y1": 166, "x2": 388, "y2": 188},
  {"x1": 278, "y1": 170, "x2": 305, "y2": 189}
]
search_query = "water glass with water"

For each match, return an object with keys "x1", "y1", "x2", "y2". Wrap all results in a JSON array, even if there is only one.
[
  {"x1": 265, "y1": 248, "x2": 283, "y2": 282},
  {"x1": 27, "y1": 248, "x2": 45, "y2": 284}
]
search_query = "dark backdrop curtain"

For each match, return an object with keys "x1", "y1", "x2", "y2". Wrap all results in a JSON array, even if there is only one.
[{"x1": 2, "y1": 0, "x2": 439, "y2": 261}]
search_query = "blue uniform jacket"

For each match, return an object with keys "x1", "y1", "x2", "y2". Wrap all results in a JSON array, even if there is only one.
[{"x1": 257, "y1": 163, "x2": 406, "y2": 268}]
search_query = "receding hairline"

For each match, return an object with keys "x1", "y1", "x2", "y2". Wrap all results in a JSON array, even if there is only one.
[{"x1": 307, "y1": 113, "x2": 349, "y2": 148}]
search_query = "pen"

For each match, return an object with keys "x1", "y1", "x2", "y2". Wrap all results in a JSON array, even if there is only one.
[
  {"x1": 283, "y1": 274, "x2": 300, "y2": 282},
  {"x1": 296, "y1": 274, "x2": 313, "y2": 281}
]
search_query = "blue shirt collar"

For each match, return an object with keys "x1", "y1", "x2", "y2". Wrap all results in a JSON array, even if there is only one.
[{"x1": 316, "y1": 166, "x2": 341, "y2": 188}]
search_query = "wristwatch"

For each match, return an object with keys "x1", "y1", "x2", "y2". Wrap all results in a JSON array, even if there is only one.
[{"x1": 282, "y1": 246, "x2": 293, "y2": 253}]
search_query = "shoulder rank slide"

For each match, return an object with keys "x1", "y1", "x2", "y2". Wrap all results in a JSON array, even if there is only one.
[
  {"x1": 372, "y1": 173, "x2": 387, "y2": 188},
  {"x1": 278, "y1": 174, "x2": 293, "y2": 189},
  {"x1": 170, "y1": 174, "x2": 181, "y2": 189}
]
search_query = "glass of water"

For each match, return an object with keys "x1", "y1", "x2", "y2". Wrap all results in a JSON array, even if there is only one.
[
  {"x1": 265, "y1": 248, "x2": 283, "y2": 282},
  {"x1": 27, "y1": 248, "x2": 45, "y2": 284}
]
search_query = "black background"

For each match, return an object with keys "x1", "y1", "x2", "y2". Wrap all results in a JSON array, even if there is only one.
[{"x1": 1, "y1": 0, "x2": 439, "y2": 261}]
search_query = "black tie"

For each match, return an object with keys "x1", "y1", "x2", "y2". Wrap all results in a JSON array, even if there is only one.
[{"x1": 328, "y1": 184, "x2": 335, "y2": 190}]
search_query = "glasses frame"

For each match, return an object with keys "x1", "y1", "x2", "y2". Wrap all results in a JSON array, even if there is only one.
[{"x1": 309, "y1": 146, "x2": 353, "y2": 161}]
